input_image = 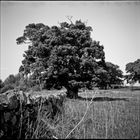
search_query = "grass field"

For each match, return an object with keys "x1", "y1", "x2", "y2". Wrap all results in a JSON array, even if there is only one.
[
  {"x1": 48, "y1": 88, "x2": 140, "y2": 139},
  {"x1": 27, "y1": 88, "x2": 140, "y2": 139}
]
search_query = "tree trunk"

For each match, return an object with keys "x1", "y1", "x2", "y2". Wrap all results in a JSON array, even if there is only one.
[{"x1": 66, "y1": 86, "x2": 78, "y2": 99}]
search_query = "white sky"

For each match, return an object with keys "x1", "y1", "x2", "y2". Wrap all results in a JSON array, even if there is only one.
[{"x1": 1, "y1": 1, "x2": 140, "y2": 84}]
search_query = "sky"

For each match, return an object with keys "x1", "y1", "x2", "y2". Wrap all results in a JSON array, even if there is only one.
[{"x1": 1, "y1": 1, "x2": 140, "y2": 85}]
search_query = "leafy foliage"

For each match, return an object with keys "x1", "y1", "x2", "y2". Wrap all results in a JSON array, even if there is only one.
[
  {"x1": 95, "y1": 62, "x2": 123, "y2": 89},
  {"x1": 0, "y1": 79, "x2": 4, "y2": 89},
  {"x1": 16, "y1": 20, "x2": 106, "y2": 98},
  {"x1": 105, "y1": 62, "x2": 123, "y2": 87},
  {"x1": 4, "y1": 74, "x2": 16, "y2": 86},
  {"x1": 125, "y1": 59, "x2": 140, "y2": 84},
  {"x1": 0, "y1": 75, "x2": 16, "y2": 93},
  {"x1": 1, "y1": 74, "x2": 29, "y2": 93}
]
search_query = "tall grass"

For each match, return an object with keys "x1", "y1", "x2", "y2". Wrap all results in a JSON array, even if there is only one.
[
  {"x1": 52, "y1": 90, "x2": 140, "y2": 139},
  {"x1": 18, "y1": 89, "x2": 139, "y2": 139}
]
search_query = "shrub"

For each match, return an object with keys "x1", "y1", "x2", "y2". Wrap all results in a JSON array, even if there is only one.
[{"x1": 0, "y1": 90, "x2": 66, "y2": 139}]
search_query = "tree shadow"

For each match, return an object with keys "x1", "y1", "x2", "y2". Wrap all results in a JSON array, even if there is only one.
[{"x1": 77, "y1": 96, "x2": 129, "y2": 102}]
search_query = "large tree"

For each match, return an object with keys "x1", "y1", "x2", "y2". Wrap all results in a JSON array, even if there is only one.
[
  {"x1": 16, "y1": 20, "x2": 105, "y2": 98},
  {"x1": 125, "y1": 59, "x2": 140, "y2": 84}
]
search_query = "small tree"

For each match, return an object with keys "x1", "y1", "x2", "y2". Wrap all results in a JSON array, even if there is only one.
[
  {"x1": 95, "y1": 62, "x2": 123, "y2": 89},
  {"x1": 16, "y1": 19, "x2": 106, "y2": 98},
  {"x1": 125, "y1": 59, "x2": 140, "y2": 85},
  {"x1": 105, "y1": 62, "x2": 123, "y2": 88}
]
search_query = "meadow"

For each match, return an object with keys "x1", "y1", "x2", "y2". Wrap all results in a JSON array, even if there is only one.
[{"x1": 31, "y1": 88, "x2": 140, "y2": 139}]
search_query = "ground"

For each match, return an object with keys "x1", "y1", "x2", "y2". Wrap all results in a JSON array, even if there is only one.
[
  {"x1": 45, "y1": 88, "x2": 140, "y2": 139},
  {"x1": 10, "y1": 88, "x2": 140, "y2": 139},
  {"x1": 71, "y1": 88, "x2": 140, "y2": 139}
]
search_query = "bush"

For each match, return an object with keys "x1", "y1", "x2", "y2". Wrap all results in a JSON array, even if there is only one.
[{"x1": 0, "y1": 90, "x2": 66, "y2": 139}]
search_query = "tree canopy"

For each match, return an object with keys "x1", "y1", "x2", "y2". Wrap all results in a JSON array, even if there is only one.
[
  {"x1": 125, "y1": 59, "x2": 140, "y2": 84},
  {"x1": 105, "y1": 62, "x2": 123, "y2": 87},
  {"x1": 95, "y1": 62, "x2": 123, "y2": 89},
  {"x1": 16, "y1": 20, "x2": 106, "y2": 98}
]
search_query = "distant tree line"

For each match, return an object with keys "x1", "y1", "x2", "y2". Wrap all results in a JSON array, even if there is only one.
[{"x1": 0, "y1": 73, "x2": 41, "y2": 93}]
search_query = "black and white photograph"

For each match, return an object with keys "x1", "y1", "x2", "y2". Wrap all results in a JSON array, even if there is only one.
[{"x1": 0, "y1": 1, "x2": 140, "y2": 139}]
